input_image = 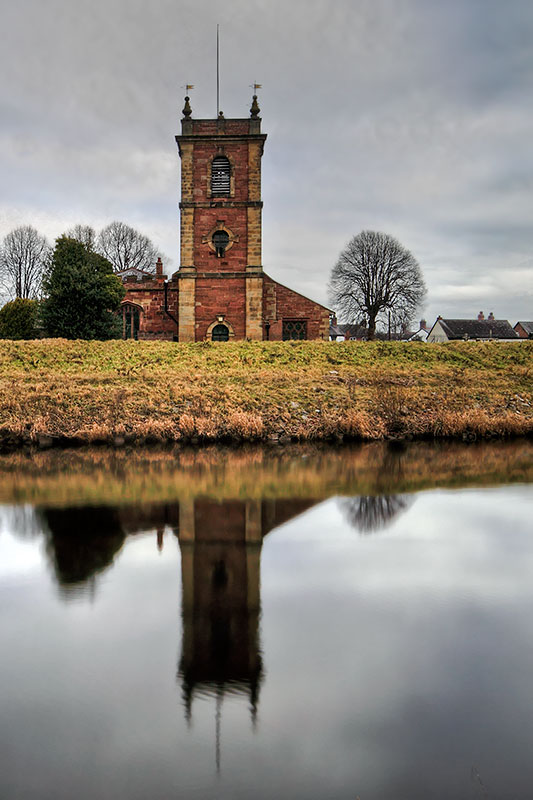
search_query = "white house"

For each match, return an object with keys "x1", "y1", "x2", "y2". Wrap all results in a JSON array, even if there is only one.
[{"x1": 427, "y1": 313, "x2": 519, "y2": 342}]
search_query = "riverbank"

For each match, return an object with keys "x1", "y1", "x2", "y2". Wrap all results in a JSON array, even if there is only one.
[{"x1": 0, "y1": 339, "x2": 531, "y2": 450}]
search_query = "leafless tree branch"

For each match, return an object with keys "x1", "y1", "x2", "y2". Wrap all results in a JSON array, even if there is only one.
[
  {"x1": 65, "y1": 225, "x2": 97, "y2": 251},
  {"x1": 0, "y1": 226, "x2": 51, "y2": 299},
  {"x1": 329, "y1": 230, "x2": 426, "y2": 339},
  {"x1": 97, "y1": 221, "x2": 163, "y2": 273}
]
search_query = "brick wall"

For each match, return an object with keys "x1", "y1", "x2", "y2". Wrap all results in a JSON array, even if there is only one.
[
  {"x1": 195, "y1": 275, "x2": 247, "y2": 340},
  {"x1": 263, "y1": 275, "x2": 330, "y2": 340},
  {"x1": 123, "y1": 275, "x2": 178, "y2": 340},
  {"x1": 193, "y1": 207, "x2": 248, "y2": 271}
]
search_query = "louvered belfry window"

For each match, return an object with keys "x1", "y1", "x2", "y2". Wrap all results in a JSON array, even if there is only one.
[{"x1": 211, "y1": 156, "x2": 231, "y2": 196}]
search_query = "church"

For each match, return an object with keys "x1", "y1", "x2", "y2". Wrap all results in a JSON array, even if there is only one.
[{"x1": 120, "y1": 93, "x2": 330, "y2": 341}]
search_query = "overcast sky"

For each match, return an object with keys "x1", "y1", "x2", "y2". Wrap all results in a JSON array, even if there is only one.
[{"x1": 1, "y1": 0, "x2": 532, "y2": 324}]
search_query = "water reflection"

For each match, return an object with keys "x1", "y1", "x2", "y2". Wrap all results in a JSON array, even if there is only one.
[
  {"x1": 1, "y1": 441, "x2": 533, "y2": 799},
  {"x1": 339, "y1": 494, "x2": 414, "y2": 533},
  {"x1": 35, "y1": 496, "x2": 322, "y2": 727},
  {"x1": 38, "y1": 507, "x2": 126, "y2": 597}
]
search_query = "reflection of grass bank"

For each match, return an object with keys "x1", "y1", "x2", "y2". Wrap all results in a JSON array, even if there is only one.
[
  {"x1": 0, "y1": 439, "x2": 531, "y2": 507},
  {"x1": 0, "y1": 339, "x2": 532, "y2": 448}
]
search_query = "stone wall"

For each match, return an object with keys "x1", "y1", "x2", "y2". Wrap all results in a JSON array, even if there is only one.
[
  {"x1": 122, "y1": 275, "x2": 178, "y2": 340},
  {"x1": 263, "y1": 275, "x2": 330, "y2": 340},
  {"x1": 194, "y1": 275, "x2": 247, "y2": 340}
]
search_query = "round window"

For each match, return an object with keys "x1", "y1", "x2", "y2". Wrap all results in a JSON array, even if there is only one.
[{"x1": 212, "y1": 230, "x2": 230, "y2": 257}]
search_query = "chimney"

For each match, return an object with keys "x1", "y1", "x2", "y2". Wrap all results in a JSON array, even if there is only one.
[
  {"x1": 487, "y1": 311, "x2": 495, "y2": 321},
  {"x1": 156, "y1": 257, "x2": 163, "y2": 276},
  {"x1": 477, "y1": 311, "x2": 485, "y2": 321},
  {"x1": 420, "y1": 319, "x2": 427, "y2": 331}
]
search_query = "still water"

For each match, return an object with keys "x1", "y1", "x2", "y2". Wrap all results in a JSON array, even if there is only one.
[{"x1": 1, "y1": 441, "x2": 532, "y2": 800}]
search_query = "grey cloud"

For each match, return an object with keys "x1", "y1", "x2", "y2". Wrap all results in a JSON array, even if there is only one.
[{"x1": 1, "y1": 0, "x2": 532, "y2": 324}]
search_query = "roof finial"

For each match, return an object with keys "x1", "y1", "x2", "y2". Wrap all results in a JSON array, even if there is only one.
[
  {"x1": 182, "y1": 85, "x2": 194, "y2": 118},
  {"x1": 250, "y1": 83, "x2": 262, "y2": 118}
]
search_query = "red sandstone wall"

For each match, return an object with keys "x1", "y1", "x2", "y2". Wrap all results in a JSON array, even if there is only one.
[
  {"x1": 123, "y1": 274, "x2": 329, "y2": 342},
  {"x1": 122, "y1": 278, "x2": 179, "y2": 340},
  {"x1": 263, "y1": 275, "x2": 330, "y2": 340},
  {"x1": 195, "y1": 276, "x2": 247, "y2": 340},
  {"x1": 188, "y1": 120, "x2": 251, "y2": 137},
  {"x1": 192, "y1": 140, "x2": 250, "y2": 204},
  {"x1": 193, "y1": 206, "x2": 248, "y2": 272},
  {"x1": 190, "y1": 136, "x2": 251, "y2": 272}
]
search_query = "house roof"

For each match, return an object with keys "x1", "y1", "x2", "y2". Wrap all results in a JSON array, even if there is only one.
[
  {"x1": 117, "y1": 266, "x2": 154, "y2": 280},
  {"x1": 405, "y1": 327, "x2": 429, "y2": 341},
  {"x1": 437, "y1": 318, "x2": 518, "y2": 339},
  {"x1": 330, "y1": 323, "x2": 367, "y2": 339},
  {"x1": 516, "y1": 321, "x2": 533, "y2": 335}
]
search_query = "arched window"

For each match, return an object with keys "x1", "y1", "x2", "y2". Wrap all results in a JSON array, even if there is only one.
[
  {"x1": 212, "y1": 230, "x2": 230, "y2": 258},
  {"x1": 121, "y1": 303, "x2": 141, "y2": 339},
  {"x1": 211, "y1": 323, "x2": 229, "y2": 342},
  {"x1": 211, "y1": 156, "x2": 231, "y2": 196}
]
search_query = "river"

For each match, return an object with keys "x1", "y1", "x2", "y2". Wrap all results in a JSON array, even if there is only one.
[{"x1": 1, "y1": 441, "x2": 532, "y2": 799}]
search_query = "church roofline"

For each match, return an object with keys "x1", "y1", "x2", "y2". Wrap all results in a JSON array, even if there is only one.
[{"x1": 264, "y1": 272, "x2": 332, "y2": 313}]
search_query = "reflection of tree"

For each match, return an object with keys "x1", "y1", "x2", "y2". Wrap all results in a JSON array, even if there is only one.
[
  {"x1": 339, "y1": 494, "x2": 414, "y2": 534},
  {"x1": 37, "y1": 506, "x2": 125, "y2": 596}
]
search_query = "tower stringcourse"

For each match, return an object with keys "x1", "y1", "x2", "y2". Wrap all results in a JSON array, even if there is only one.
[{"x1": 120, "y1": 91, "x2": 330, "y2": 342}]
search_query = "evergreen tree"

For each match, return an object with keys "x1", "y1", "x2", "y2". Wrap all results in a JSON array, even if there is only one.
[
  {"x1": 0, "y1": 298, "x2": 40, "y2": 339},
  {"x1": 41, "y1": 237, "x2": 125, "y2": 339}
]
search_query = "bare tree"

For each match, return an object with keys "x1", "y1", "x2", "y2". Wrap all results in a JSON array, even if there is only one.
[
  {"x1": 97, "y1": 221, "x2": 162, "y2": 273},
  {"x1": 65, "y1": 224, "x2": 97, "y2": 251},
  {"x1": 0, "y1": 226, "x2": 51, "y2": 299},
  {"x1": 329, "y1": 230, "x2": 426, "y2": 340}
]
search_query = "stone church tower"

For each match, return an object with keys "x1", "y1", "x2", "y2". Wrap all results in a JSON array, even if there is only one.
[
  {"x1": 120, "y1": 94, "x2": 330, "y2": 341},
  {"x1": 175, "y1": 94, "x2": 266, "y2": 342}
]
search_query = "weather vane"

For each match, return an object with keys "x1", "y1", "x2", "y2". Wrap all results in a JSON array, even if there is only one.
[
  {"x1": 181, "y1": 84, "x2": 195, "y2": 95},
  {"x1": 250, "y1": 83, "x2": 262, "y2": 93}
]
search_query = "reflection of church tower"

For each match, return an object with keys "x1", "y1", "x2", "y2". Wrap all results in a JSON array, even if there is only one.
[{"x1": 177, "y1": 499, "x2": 263, "y2": 721}]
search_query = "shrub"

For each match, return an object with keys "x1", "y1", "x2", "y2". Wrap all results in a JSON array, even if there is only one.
[{"x1": 0, "y1": 298, "x2": 40, "y2": 339}]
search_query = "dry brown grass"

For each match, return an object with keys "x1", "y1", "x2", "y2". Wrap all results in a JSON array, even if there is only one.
[{"x1": 0, "y1": 338, "x2": 531, "y2": 448}]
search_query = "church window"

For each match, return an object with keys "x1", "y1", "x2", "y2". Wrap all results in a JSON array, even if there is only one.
[
  {"x1": 212, "y1": 230, "x2": 230, "y2": 257},
  {"x1": 211, "y1": 156, "x2": 231, "y2": 196},
  {"x1": 211, "y1": 323, "x2": 230, "y2": 342},
  {"x1": 121, "y1": 303, "x2": 141, "y2": 339},
  {"x1": 282, "y1": 320, "x2": 307, "y2": 340}
]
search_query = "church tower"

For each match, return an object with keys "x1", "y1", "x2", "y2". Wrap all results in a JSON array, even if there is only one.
[
  {"x1": 175, "y1": 94, "x2": 267, "y2": 342},
  {"x1": 121, "y1": 93, "x2": 329, "y2": 341}
]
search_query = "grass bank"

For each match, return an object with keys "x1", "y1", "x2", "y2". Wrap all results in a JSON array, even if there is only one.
[{"x1": 0, "y1": 339, "x2": 531, "y2": 449}]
